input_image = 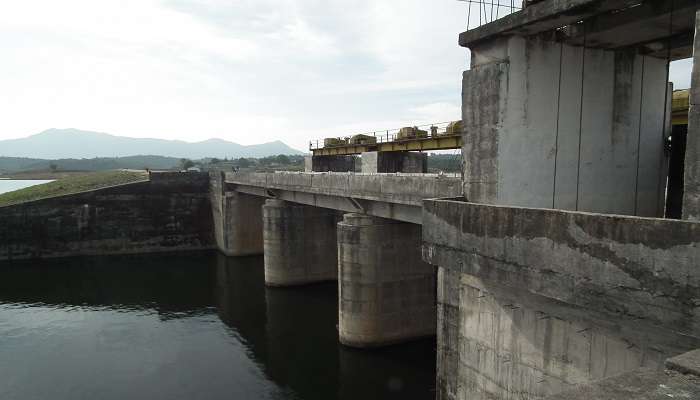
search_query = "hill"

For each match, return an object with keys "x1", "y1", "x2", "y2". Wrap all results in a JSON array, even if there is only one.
[{"x1": 0, "y1": 129, "x2": 304, "y2": 159}]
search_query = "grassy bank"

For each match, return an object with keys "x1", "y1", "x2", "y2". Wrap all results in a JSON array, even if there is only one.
[
  {"x1": 1, "y1": 170, "x2": 100, "y2": 180},
  {"x1": 0, "y1": 170, "x2": 149, "y2": 207}
]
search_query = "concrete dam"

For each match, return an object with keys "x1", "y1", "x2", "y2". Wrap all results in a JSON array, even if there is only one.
[{"x1": 3, "y1": 0, "x2": 700, "y2": 399}]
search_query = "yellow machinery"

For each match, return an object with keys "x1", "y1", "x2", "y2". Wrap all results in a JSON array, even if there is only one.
[
  {"x1": 446, "y1": 120, "x2": 463, "y2": 135},
  {"x1": 324, "y1": 137, "x2": 347, "y2": 147},
  {"x1": 349, "y1": 134, "x2": 377, "y2": 145},
  {"x1": 397, "y1": 127, "x2": 428, "y2": 140},
  {"x1": 312, "y1": 121, "x2": 463, "y2": 156},
  {"x1": 672, "y1": 89, "x2": 689, "y2": 126}
]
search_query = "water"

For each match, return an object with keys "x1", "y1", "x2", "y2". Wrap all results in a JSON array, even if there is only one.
[
  {"x1": 0, "y1": 252, "x2": 436, "y2": 400},
  {"x1": 0, "y1": 180, "x2": 53, "y2": 195}
]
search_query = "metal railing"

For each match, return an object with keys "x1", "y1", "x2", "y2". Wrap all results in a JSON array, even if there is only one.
[
  {"x1": 309, "y1": 121, "x2": 458, "y2": 151},
  {"x1": 457, "y1": 0, "x2": 522, "y2": 30}
]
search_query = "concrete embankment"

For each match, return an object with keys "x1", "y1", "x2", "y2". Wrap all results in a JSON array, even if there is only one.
[{"x1": 0, "y1": 172, "x2": 215, "y2": 261}]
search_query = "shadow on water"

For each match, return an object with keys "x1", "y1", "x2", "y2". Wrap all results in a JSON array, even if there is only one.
[
  {"x1": 0, "y1": 251, "x2": 436, "y2": 400},
  {"x1": 0, "y1": 251, "x2": 217, "y2": 318},
  {"x1": 215, "y1": 254, "x2": 436, "y2": 400}
]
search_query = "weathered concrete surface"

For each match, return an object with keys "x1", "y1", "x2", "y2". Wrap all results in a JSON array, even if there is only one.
[
  {"x1": 361, "y1": 151, "x2": 428, "y2": 173},
  {"x1": 338, "y1": 213, "x2": 436, "y2": 348},
  {"x1": 460, "y1": 0, "x2": 698, "y2": 60},
  {"x1": 227, "y1": 172, "x2": 462, "y2": 224},
  {"x1": 545, "y1": 368, "x2": 700, "y2": 400},
  {"x1": 666, "y1": 349, "x2": 700, "y2": 377},
  {"x1": 210, "y1": 172, "x2": 264, "y2": 256},
  {"x1": 545, "y1": 349, "x2": 700, "y2": 399},
  {"x1": 0, "y1": 172, "x2": 215, "y2": 261},
  {"x1": 263, "y1": 200, "x2": 341, "y2": 286},
  {"x1": 460, "y1": 0, "x2": 640, "y2": 47},
  {"x1": 683, "y1": 10, "x2": 700, "y2": 221},
  {"x1": 464, "y1": 36, "x2": 668, "y2": 216},
  {"x1": 423, "y1": 198, "x2": 700, "y2": 399}
]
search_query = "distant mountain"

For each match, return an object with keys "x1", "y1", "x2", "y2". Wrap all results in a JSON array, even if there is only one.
[{"x1": 0, "y1": 129, "x2": 304, "y2": 159}]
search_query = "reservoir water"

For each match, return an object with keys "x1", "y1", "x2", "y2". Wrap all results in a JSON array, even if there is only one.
[
  {"x1": 0, "y1": 180, "x2": 53, "y2": 195},
  {"x1": 0, "y1": 252, "x2": 436, "y2": 400}
]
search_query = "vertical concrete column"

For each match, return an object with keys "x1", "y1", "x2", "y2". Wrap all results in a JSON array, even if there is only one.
[
  {"x1": 263, "y1": 200, "x2": 341, "y2": 286},
  {"x1": 337, "y1": 213, "x2": 436, "y2": 347},
  {"x1": 464, "y1": 36, "x2": 668, "y2": 216},
  {"x1": 361, "y1": 151, "x2": 428, "y2": 173},
  {"x1": 304, "y1": 155, "x2": 313, "y2": 172},
  {"x1": 210, "y1": 172, "x2": 264, "y2": 256},
  {"x1": 683, "y1": 10, "x2": 700, "y2": 220}
]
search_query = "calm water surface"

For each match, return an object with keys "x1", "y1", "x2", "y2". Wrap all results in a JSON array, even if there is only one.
[
  {"x1": 0, "y1": 180, "x2": 53, "y2": 194},
  {"x1": 0, "y1": 252, "x2": 436, "y2": 400}
]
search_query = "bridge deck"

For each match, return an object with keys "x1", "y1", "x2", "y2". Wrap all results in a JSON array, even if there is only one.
[{"x1": 225, "y1": 171, "x2": 462, "y2": 224}]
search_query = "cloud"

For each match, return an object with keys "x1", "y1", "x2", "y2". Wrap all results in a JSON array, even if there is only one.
[{"x1": 0, "y1": 1, "x2": 690, "y2": 152}]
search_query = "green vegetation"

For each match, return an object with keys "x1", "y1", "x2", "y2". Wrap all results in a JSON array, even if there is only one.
[
  {"x1": 207, "y1": 155, "x2": 305, "y2": 172},
  {"x1": 0, "y1": 171, "x2": 148, "y2": 207},
  {"x1": 180, "y1": 158, "x2": 195, "y2": 170},
  {"x1": 427, "y1": 153, "x2": 462, "y2": 173}
]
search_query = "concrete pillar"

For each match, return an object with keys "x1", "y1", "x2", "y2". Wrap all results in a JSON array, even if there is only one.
[
  {"x1": 464, "y1": 36, "x2": 669, "y2": 217},
  {"x1": 307, "y1": 155, "x2": 356, "y2": 172},
  {"x1": 262, "y1": 200, "x2": 340, "y2": 286},
  {"x1": 210, "y1": 173, "x2": 264, "y2": 256},
  {"x1": 683, "y1": 10, "x2": 700, "y2": 220},
  {"x1": 337, "y1": 214, "x2": 436, "y2": 347},
  {"x1": 304, "y1": 155, "x2": 313, "y2": 172},
  {"x1": 361, "y1": 151, "x2": 428, "y2": 173}
]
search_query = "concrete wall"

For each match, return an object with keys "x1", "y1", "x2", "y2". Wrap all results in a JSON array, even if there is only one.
[
  {"x1": 361, "y1": 152, "x2": 428, "y2": 173},
  {"x1": 210, "y1": 172, "x2": 264, "y2": 256},
  {"x1": 338, "y1": 213, "x2": 436, "y2": 347},
  {"x1": 422, "y1": 198, "x2": 700, "y2": 399},
  {"x1": 262, "y1": 199, "x2": 341, "y2": 286},
  {"x1": 684, "y1": 10, "x2": 700, "y2": 220},
  {"x1": 464, "y1": 36, "x2": 669, "y2": 216},
  {"x1": 0, "y1": 172, "x2": 215, "y2": 261}
]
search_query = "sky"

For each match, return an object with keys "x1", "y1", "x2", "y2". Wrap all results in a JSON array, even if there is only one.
[{"x1": 0, "y1": 0, "x2": 693, "y2": 152}]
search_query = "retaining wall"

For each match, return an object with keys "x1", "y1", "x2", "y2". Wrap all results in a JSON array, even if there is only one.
[
  {"x1": 0, "y1": 172, "x2": 214, "y2": 261},
  {"x1": 422, "y1": 198, "x2": 700, "y2": 399}
]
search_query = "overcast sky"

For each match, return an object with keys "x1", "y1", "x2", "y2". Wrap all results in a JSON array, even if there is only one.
[{"x1": 0, "y1": 1, "x2": 692, "y2": 151}]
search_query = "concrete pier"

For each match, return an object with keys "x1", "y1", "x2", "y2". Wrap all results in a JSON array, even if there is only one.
[
  {"x1": 337, "y1": 213, "x2": 435, "y2": 348},
  {"x1": 214, "y1": 191, "x2": 265, "y2": 256},
  {"x1": 262, "y1": 199, "x2": 341, "y2": 287},
  {"x1": 305, "y1": 155, "x2": 357, "y2": 172},
  {"x1": 360, "y1": 151, "x2": 427, "y2": 173}
]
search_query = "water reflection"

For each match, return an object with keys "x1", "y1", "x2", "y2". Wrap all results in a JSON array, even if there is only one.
[
  {"x1": 215, "y1": 254, "x2": 436, "y2": 400},
  {"x1": 0, "y1": 251, "x2": 435, "y2": 400}
]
